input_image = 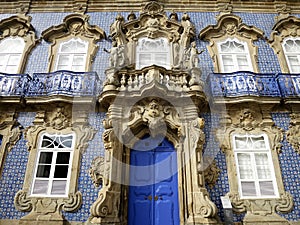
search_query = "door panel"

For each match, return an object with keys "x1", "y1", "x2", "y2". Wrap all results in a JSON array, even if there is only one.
[{"x1": 128, "y1": 137, "x2": 179, "y2": 225}]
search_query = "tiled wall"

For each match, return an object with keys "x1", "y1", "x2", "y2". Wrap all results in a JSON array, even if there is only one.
[{"x1": 0, "y1": 11, "x2": 300, "y2": 223}]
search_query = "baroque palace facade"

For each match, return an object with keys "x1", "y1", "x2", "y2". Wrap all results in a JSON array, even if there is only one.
[{"x1": 0, "y1": 1, "x2": 299, "y2": 225}]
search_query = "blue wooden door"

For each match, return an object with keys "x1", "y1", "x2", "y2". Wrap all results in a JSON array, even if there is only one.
[{"x1": 128, "y1": 137, "x2": 180, "y2": 225}]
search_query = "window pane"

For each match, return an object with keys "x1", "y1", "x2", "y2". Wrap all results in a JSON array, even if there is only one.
[
  {"x1": 72, "y1": 55, "x2": 85, "y2": 65},
  {"x1": 32, "y1": 180, "x2": 48, "y2": 195},
  {"x1": 51, "y1": 180, "x2": 67, "y2": 195},
  {"x1": 39, "y1": 152, "x2": 53, "y2": 164},
  {"x1": 7, "y1": 55, "x2": 21, "y2": 65},
  {"x1": 237, "y1": 153, "x2": 253, "y2": 179},
  {"x1": 241, "y1": 181, "x2": 256, "y2": 196},
  {"x1": 255, "y1": 153, "x2": 271, "y2": 179},
  {"x1": 237, "y1": 55, "x2": 250, "y2": 70},
  {"x1": 56, "y1": 152, "x2": 70, "y2": 164},
  {"x1": 36, "y1": 165, "x2": 51, "y2": 177},
  {"x1": 259, "y1": 181, "x2": 275, "y2": 196},
  {"x1": 57, "y1": 55, "x2": 70, "y2": 66},
  {"x1": 54, "y1": 165, "x2": 69, "y2": 178}
]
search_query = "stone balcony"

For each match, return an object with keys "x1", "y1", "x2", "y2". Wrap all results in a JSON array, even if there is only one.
[{"x1": 99, "y1": 66, "x2": 206, "y2": 108}]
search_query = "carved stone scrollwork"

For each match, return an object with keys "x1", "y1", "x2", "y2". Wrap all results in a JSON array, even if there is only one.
[
  {"x1": 215, "y1": 105, "x2": 294, "y2": 224},
  {"x1": 286, "y1": 113, "x2": 300, "y2": 154},
  {"x1": 14, "y1": 105, "x2": 96, "y2": 224},
  {"x1": 204, "y1": 159, "x2": 221, "y2": 189},
  {"x1": 89, "y1": 156, "x2": 105, "y2": 187},
  {"x1": 127, "y1": 98, "x2": 182, "y2": 139}
]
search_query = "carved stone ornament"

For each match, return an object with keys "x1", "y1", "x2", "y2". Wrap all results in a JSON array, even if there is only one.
[
  {"x1": 0, "y1": 14, "x2": 38, "y2": 73},
  {"x1": 215, "y1": 105, "x2": 294, "y2": 223},
  {"x1": 0, "y1": 111, "x2": 22, "y2": 176},
  {"x1": 286, "y1": 113, "x2": 300, "y2": 154},
  {"x1": 89, "y1": 156, "x2": 105, "y2": 187},
  {"x1": 269, "y1": 16, "x2": 300, "y2": 73},
  {"x1": 14, "y1": 105, "x2": 96, "y2": 224},
  {"x1": 127, "y1": 98, "x2": 182, "y2": 140},
  {"x1": 42, "y1": 13, "x2": 106, "y2": 72},
  {"x1": 105, "y1": 1, "x2": 198, "y2": 71},
  {"x1": 203, "y1": 159, "x2": 221, "y2": 189},
  {"x1": 199, "y1": 14, "x2": 264, "y2": 73}
]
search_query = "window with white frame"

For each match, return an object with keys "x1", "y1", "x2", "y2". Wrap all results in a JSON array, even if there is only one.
[
  {"x1": 282, "y1": 38, "x2": 300, "y2": 73},
  {"x1": 54, "y1": 38, "x2": 88, "y2": 72},
  {"x1": 0, "y1": 37, "x2": 25, "y2": 74},
  {"x1": 136, "y1": 37, "x2": 170, "y2": 69},
  {"x1": 233, "y1": 134, "x2": 278, "y2": 199},
  {"x1": 31, "y1": 133, "x2": 75, "y2": 197},
  {"x1": 218, "y1": 38, "x2": 253, "y2": 73}
]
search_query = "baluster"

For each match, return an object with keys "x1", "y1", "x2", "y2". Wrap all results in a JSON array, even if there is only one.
[
  {"x1": 128, "y1": 75, "x2": 133, "y2": 91},
  {"x1": 133, "y1": 74, "x2": 139, "y2": 90},
  {"x1": 169, "y1": 75, "x2": 174, "y2": 91},
  {"x1": 139, "y1": 73, "x2": 145, "y2": 88},
  {"x1": 120, "y1": 74, "x2": 126, "y2": 91},
  {"x1": 182, "y1": 73, "x2": 188, "y2": 91}
]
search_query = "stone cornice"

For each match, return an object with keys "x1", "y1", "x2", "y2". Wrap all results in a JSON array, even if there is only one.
[{"x1": 1, "y1": 1, "x2": 300, "y2": 14}]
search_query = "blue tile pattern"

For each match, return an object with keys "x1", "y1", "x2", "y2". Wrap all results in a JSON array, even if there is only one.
[
  {"x1": 0, "y1": 112, "x2": 35, "y2": 219},
  {"x1": 63, "y1": 112, "x2": 106, "y2": 222},
  {"x1": 272, "y1": 113, "x2": 300, "y2": 221}
]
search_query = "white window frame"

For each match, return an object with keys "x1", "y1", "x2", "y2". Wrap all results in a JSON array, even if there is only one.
[
  {"x1": 232, "y1": 133, "x2": 279, "y2": 199},
  {"x1": 136, "y1": 37, "x2": 170, "y2": 70},
  {"x1": 0, "y1": 37, "x2": 25, "y2": 74},
  {"x1": 282, "y1": 37, "x2": 300, "y2": 73},
  {"x1": 30, "y1": 133, "x2": 75, "y2": 197},
  {"x1": 218, "y1": 38, "x2": 253, "y2": 73},
  {"x1": 54, "y1": 38, "x2": 88, "y2": 72}
]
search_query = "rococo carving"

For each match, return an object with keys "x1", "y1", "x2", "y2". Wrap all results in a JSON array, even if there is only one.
[
  {"x1": 215, "y1": 105, "x2": 293, "y2": 222},
  {"x1": 286, "y1": 113, "x2": 300, "y2": 154},
  {"x1": 269, "y1": 16, "x2": 300, "y2": 73},
  {"x1": 105, "y1": 1, "x2": 199, "y2": 71},
  {"x1": 0, "y1": 14, "x2": 38, "y2": 73},
  {"x1": 199, "y1": 14, "x2": 264, "y2": 73},
  {"x1": 89, "y1": 156, "x2": 105, "y2": 187},
  {"x1": 14, "y1": 105, "x2": 96, "y2": 223}
]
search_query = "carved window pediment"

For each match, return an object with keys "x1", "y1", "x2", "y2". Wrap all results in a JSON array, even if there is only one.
[
  {"x1": 42, "y1": 13, "x2": 106, "y2": 72},
  {"x1": 270, "y1": 16, "x2": 300, "y2": 73},
  {"x1": 106, "y1": 1, "x2": 200, "y2": 71},
  {"x1": 199, "y1": 14, "x2": 264, "y2": 73},
  {"x1": 0, "y1": 14, "x2": 38, "y2": 74}
]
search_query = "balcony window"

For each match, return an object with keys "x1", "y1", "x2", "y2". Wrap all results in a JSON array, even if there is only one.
[
  {"x1": 0, "y1": 37, "x2": 25, "y2": 74},
  {"x1": 54, "y1": 38, "x2": 88, "y2": 72},
  {"x1": 31, "y1": 133, "x2": 75, "y2": 197},
  {"x1": 136, "y1": 37, "x2": 170, "y2": 69},
  {"x1": 233, "y1": 134, "x2": 278, "y2": 199},
  {"x1": 282, "y1": 38, "x2": 300, "y2": 73},
  {"x1": 218, "y1": 38, "x2": 253, "y2": 73}
]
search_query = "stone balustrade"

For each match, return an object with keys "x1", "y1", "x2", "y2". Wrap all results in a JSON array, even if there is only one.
[{"x1": 103, "y1": 66, "x2": 204, "y2": 93}]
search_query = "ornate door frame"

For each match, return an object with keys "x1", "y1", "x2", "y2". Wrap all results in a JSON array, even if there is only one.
[{"x1": 88, "y1": 88, "x2": 220, "y2": 225}]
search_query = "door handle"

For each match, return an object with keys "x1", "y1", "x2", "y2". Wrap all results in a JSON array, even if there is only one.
[
  {"x1": 148, "y1": 195, "x2": 152, "y2": 201},
  {"x1": 154, "y1": 196, "x2": 162, "y2": 201}
]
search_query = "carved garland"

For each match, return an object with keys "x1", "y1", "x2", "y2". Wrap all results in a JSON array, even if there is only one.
[
  {"x1": 215, "y1": 107, "x2": 293, "y2": 216},
  {"x1": 14, "y1": 106, "x2": 96, "y2": 222},
  {"x1": 286, "y1": 113, "x2": 300, "y2": 154},
  {"x1": 0, "y1": 111, "x2": 22, "y2": 176}
]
